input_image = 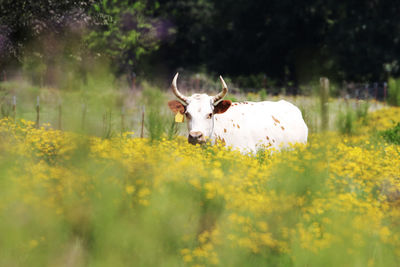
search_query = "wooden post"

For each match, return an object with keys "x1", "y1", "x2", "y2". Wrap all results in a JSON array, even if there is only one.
[
  {"x1": 36, "y1": 96, "x2": 40, "y2": 128},
  {"x1": 121, "y1": 106, "x2": 125, "y2": 134},
  {"x1": 58, "y1": 99, "x2": 62, "y2": 130},
  {"x1": 12, "y1": 96, "x2": 16, "y2": 120},
  {"x1": 319, "y1": 77, "x2": 329, "y2": 131},
  {"x1": 140, "y1": 106, "x2": 145, "y2": 138}
]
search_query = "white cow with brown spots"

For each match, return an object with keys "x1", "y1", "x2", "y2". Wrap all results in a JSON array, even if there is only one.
[{"x1": 168, "y1": 73, "x2": 308, "y2": 152}]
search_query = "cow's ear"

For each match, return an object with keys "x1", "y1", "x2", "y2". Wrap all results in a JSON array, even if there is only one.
[
  {"x1": 168, "y1": 100, "x2": 185, "y2": 114},
  {"x1": 214, "y1": 100, "x2": 232, "y2": 114}
]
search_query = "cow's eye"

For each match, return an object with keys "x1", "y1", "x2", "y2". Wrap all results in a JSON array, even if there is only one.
[
  {"x1": 207, "y1": 113, "x2": 213, "y2": 119},
  {"x1": 185, "y1": 112, "x2": 191, "y2": 119}
]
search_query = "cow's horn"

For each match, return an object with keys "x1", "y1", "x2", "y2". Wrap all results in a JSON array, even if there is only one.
[
  {"x1": 213, "y1": 75, "x2": 228, "y2": 103},
  {"x1": 171, "y1": 72, "x2": 188, "y2": 104}
]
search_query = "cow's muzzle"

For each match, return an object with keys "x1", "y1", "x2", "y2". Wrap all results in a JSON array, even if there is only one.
[{"x1": 188, "y1": 131, "x2": 206, "y2": 145}]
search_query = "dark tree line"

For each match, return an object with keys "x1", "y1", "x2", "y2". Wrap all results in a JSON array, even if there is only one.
[
  {"x1": 155, "y1": 0, "x2": 400, "y2": 84},
  {"x1": 1, "y1": 0, "x2": 400, "y2": 85}
]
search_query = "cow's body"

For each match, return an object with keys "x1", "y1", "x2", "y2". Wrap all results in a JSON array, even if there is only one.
[
  {"x1": 168, "y1": 73, "x2": 308, "y2": 152},
  {"x1": 212, "y1": 100, "x2": 308, "y2": 152}
]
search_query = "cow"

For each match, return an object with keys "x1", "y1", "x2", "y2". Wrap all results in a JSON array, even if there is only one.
[{"x1": 168, "y1": 73, "x2": 308, "y2": 152}]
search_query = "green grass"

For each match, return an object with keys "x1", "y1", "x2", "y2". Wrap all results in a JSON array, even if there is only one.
[{"x1": 381, "y1": 122, "x2": 400, "y2": 145}]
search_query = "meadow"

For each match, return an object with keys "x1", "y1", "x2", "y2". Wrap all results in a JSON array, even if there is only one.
[{"x1": 0, "y1": 79, "x2": 400, "y2": 266}]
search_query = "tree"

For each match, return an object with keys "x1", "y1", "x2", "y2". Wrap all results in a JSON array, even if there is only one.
[
  {"x1": 86, "y1": 0, "x2": 162, "y2": 79},
  {"x1": 0, "y1": 0, "x2": 97, "y2": 63}
]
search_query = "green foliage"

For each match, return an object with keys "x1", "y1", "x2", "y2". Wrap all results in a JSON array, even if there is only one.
[
  {"x1": 388, "y1": 78, "x2": 400, "y2": 106},
  {"x1": 355, "y1": 101, "x2": 370, "y2": 125},
  {"x1": 141, "y1": 83, "x2": 168, "y2": 141},
  {"x1": 86, "y1": 0, "x2": 161, "y2": 73},
  {"x1": 225, "y1": 95, "x2": 238, "y2": 102},
  {"x1": 336, "y1": 101, "x2": 370, "y2": 135},
  {"x1": 337, "y1": 106, "x2": 356, "y2": 135},
  {"x1": 298, "y1": 104, "x2": 317, "y2": 134},
  {"x1": 381, "y1": 123, "x2": 400, "y2": 145},
  {"x1": 102, "y1": 108, "x2": 114, "y2": 139},
  {"x1": 236, "y1": 74, "x2": 266, "y2": 91},
  {"x1": 166, "y1": 118, "x2": 179, "y2": 140},
  {"x1": 259, "y1": 89, "x2": 267, "y2": 101},
  {"x1": 0, "y1": 84, "x2": 11, "y2": 118},
  {"x1": 0, "y1": 0, "x2": 97, "y2": 58}
]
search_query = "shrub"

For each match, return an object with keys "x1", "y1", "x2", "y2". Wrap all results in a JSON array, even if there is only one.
[
  {"x1": 388, "y1": 78, "x2": 400, "y2": 106},
  {"x1": 381, "y1": 122, "x2": 400, "y2": 145},
  {"x1": 337, "y1": 106, "x2": 356, "y2": 135},
  {"x1": 355, "y1": 100, "x2": 370, "y2": 125},
  {"x1": 141, "y1": 83, "x2": 169, "y2": 141},
  {"x1": 336, "y1": 101, "x2": 370, "y2": 135},
  {"x1": 259, "y1": 88, "x2": 267, "y2": 101}
]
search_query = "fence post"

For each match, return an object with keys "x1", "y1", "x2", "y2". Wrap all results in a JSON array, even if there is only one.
[
  {"x1": 121, "y1": 106, "x2": 125, "y2": 134},
  {"x1": 36, "y1": 96, "x2": 40, "y2": 128},
  {"x1": 58, "y1": 97, "x2": 62, "y2": 130},
  {"x1": 319, "y1": 77, "x2": 329, "y2": 131},
  {"x1": 140, "y1": 106, "x2": 145, "y2": 138},
  {"x1": 12, "y1": 95, "x2": 16, "y2": 120}
]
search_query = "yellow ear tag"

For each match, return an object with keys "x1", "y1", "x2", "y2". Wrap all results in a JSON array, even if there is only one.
[{"x1": 175, "y1": 112, "x2": 184, "y2": 123}]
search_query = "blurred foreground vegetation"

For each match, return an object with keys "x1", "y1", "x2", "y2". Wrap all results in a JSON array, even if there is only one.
[
  {"x1": 1, "y1": 1, "x2": 400, "y2": 266},
  {"x1": 0, "y1": 103, "x2": 400, "y2": 266}
]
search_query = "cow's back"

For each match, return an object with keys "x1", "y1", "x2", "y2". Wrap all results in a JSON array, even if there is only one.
[{"x1": 213, "y1": 100, "x2": 308, "y2": 152}]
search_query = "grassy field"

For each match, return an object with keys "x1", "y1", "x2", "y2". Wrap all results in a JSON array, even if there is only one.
[
  {"x1": 0, "y1": 77, "x2": 384, "y2": 139},
  {"x1": 0, "y1": 82, "x2": 400, "y2": 266}
]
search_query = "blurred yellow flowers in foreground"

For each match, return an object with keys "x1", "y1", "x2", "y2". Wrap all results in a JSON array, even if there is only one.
[{"x1": 0, "y1": 107, "x2": 399, "y2": 266}]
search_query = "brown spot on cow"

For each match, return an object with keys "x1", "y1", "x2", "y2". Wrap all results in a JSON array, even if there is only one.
[
  {"x1": 266, "y1": 136, "x2": 270, "y2": 140},
  {"x1": 281, "y1": 126, "x2": 285, "y2": 131},
  {"x1": 273, "y1": 139, "x2": 275, "y2": 143},
  {"x1": 237, "y1": 124, "x2": 240, "y2": 129},
  {"x1": 233, "y1": 123, "x2": 235, "y2": 127},
  {"x1": 224, "y1": 128, "x2": 227, "y2": 133},
  {"x1": 272, "y1": 115, "x2": 280, "y2": 124}
]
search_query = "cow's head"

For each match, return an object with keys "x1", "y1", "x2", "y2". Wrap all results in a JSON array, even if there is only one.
[{"x1": 168, "y1": 73, "x2": 231, "y2": 145}]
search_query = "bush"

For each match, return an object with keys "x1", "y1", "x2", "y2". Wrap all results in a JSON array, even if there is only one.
[
  {"x1": 381, "y1": 122, "x2": 400, "y2": 145},
  {"x1": 259, "y1": 88, "x2": 267, "y2": 101},
  {"x1": 141, "y1": 83, "x2": 172, "y2": 141},
  {"x1": 355, "y1": 101, "x2": 370, "y2": 125},
  {"x1": 388, "y1": 78, "x2": 400, "y2": 106},
  {"x1": 336, "y1": 101, "x2": 370, "y2": 135},
  {"x1": 337, "y1": 106, "x2": 356, "y2": 135}
]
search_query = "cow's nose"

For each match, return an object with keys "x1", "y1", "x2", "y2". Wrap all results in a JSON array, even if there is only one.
[
  {"x1": 189, "y1": 131, "x2": 203, "y2": 139},
  {"x1": 188, "y1": 131, "x2": 205, "y2": 144}
]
